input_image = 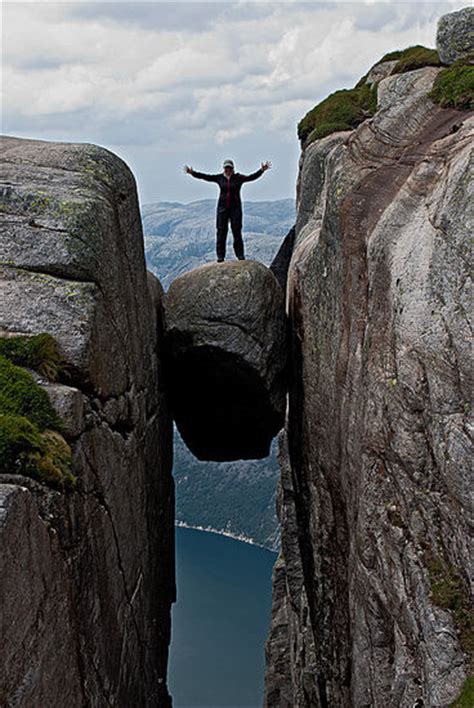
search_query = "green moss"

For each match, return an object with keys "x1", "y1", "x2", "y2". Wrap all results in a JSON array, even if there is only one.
[
  {"x1": 0, "y1": 355, "x2": 61, "y2": 430},
  {"x1": 356, "y1": 45, "x2": 442, "y2": 87},
  {"x1": 298, "y1": 83, "x2": 378, "y2": 145},
  {"x1": 390, "y1": 45, "x2": 441, "y2": 74},
  {"x1": 298, "y1": 40, "x2": 466, "y2": 146},
  {"x1": 0, "y1": 415, "x2": 75, "y2": 487},
  {"x1": 451, "y1": 676, "x2": 474, "y2": 707},
  {"x1": 429, "y1": 62, "x2": 474, "y2": 110},
  {"x1": 0, "y1": 415, "x2": 44, "y2": 473},
  {"x1": 0, "y1": 353, "x2": 75, "y2": 488},
  {"x1": 35, "y1": 429, "x2": 75, "y2": 487},
  {"x1": 379, "y1": 49, "x2": 404, "y2": 63},
  {"x1": 427, "y1": 556, "x2": 474, "y2": 657},
  {"x1": 0, "y1": 333, "x2": 63, "y2": 381}
]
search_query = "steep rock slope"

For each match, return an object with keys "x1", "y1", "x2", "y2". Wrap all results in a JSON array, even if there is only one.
[
  {"x1": 0, "y1": 137, "x2": 175, "y2": 706},
  {"x1": 265, "y1": 50, "x2": 473, "y2": 708}
]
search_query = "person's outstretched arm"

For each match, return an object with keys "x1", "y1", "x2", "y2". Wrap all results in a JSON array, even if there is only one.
[
  {"x1": 240, "y1": 161, "x2": 272, "y2": 183},
  {"x1": 183, "y1": 165, "x2": 220, "y2": 182}
]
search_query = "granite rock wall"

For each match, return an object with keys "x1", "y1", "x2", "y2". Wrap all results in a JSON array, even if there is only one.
[
  {"x1": 265, "y1": 55, "x2": 473, "y2": 708},
  {"x1": 0, "y1": 137, "x2": 175, "y2": 706}
]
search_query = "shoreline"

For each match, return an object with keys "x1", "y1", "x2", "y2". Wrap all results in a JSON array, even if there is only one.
[{"x1": 175, "y1": 520, "x2": 278, "y2": 553}]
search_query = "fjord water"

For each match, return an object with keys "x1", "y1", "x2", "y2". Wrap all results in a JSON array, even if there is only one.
[{"x1": 169, "y1": 526, "x2": 276, "y2": 707}]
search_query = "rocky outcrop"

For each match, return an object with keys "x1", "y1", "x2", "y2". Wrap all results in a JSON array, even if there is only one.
[
  {"x1": 164, "y1": 260, "x2": 287, "y2": 461},
  {"x1": 436, "y1": 7, "x2": 474, "y2": 65},
  {"x1": 265, "y1": 42, "x2": 473, "y2": 708},
  {"x1": 0, "y1": 137, "x2": 175, "y2": 706}
]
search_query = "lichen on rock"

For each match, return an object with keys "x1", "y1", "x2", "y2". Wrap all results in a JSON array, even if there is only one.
[{"x1": 436, "y1": 7, "x2": 474, "y2": 65}]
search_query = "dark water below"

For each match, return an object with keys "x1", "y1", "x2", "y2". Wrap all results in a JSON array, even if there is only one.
[{"x1": 169, "y1": 527, "x2": 276, "y2": 708}]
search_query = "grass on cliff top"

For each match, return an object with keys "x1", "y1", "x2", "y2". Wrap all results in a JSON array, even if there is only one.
[
  {"x1": 297, "y1": 83, "x2": 377, "y2": 146},
  {"x1": 379, "y1": 45, "x2": 441, "y2": 73},
  {"x1": 429, "y1": 62, "x2": 474, "y2": 110},
  {"x1": 0, "y1": 338, "x2": 75, "y2": 488},
  {"x1": 298, "y1": 45, "x2": 441, "y2": 148}
]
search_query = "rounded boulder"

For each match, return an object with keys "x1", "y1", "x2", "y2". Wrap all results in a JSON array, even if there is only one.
[{"x1": 164, "y1": 260, "x2": 287, "y2": 461}]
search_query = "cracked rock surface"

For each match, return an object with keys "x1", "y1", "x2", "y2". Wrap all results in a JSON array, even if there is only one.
[
  {"x1": 164, "y1": 260, "x2": 287, "y2": 461},
  {"x1": 264, "y1": 61, "x2": 473, "y2": 707},
  {"x1": 0, "y1": 136, "x2": 175, "y2": 706}
]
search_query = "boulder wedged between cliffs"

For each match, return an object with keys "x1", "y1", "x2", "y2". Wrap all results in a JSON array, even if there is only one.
[{"x1": 164, "y1": 260, "x2": 288, "y2": 461}]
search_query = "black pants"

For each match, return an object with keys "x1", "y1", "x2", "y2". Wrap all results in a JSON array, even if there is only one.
[{"x1": 216, "y1": 205, "x2": 244, "y2": 260}]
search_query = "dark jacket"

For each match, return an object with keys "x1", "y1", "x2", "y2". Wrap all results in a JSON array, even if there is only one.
[{"x1": 191, "y1": 169, "x2": 264, "y2": 209}]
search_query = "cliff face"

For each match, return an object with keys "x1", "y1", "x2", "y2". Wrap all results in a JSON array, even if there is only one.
[
  {"x1": 0, "y1": 137, "x2": 175, "y2": 706},
  {"x1": 265, "y1": 60, "x2": 473, "y2": 707}
]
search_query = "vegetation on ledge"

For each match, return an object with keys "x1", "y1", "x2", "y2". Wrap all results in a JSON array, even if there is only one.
[
  {"x1": 299, "y1": 44, "x2": 448, "y2": 148},
  {"x1": 297, "y1": 83, "x2": 377, "y2": 146},
  {"x1": 0, "y1": 414, "x2": 74, "y2": 487},
  {"x1": 450, "y1": 676, "x2": 474, "y2": 707},
  {"x1": 429, "y1": 62, "x2": 474, "y2": 110},
  {"x1": 0, "y1": 333, "x2": 64, "y2": 381},
  {"x1": 427, "y1": 555, "x2": 473, "y2": 657},
  {"x1": 0, "y1": 336, "x2": 75, "y2": 488},
  {"x1": 382, "y1": 45, "x2": 441, "y2": 73}
]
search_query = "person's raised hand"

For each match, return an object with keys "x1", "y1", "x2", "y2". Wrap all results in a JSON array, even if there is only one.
[
  {"x1": 261, "y1": 161, "x2": 272, "y2": 172},
  {"x1": 184, "y1": 165, "x2": 193, "y2": 174}
]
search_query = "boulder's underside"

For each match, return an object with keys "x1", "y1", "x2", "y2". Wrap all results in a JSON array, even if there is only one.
[{"x1": 164, "y1": 260, "x2": 287, "y2": 462}]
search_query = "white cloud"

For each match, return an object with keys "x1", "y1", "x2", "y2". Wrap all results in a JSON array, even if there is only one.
[{"x1": 2, "y1": 0, "x2": 469, "y2": 202}]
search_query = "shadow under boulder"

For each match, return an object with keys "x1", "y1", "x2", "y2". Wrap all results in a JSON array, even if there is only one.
[{"x1": 164, "y1": 260, "x2": 287, "y2": 461}]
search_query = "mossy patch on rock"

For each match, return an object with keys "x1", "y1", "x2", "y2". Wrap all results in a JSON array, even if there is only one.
[
  {"x1": 298, "y1": 83, "x2": 377, "y2": 146},
  {"x1": 298, "y1": 45, "x2": 440, "y2": 147},
  {"x1": 0, "y1": 333, "x2": 64, "y2": 381},
  {"x1": 0, "y1": 414, "x2": 44, "y2": 473},
  {"x1": 427, "y1": 555, "x2": 474, "y2": 657},
  {"x1": 0, "y1": 340, "x2": 75, "y2": 488},
  {"x1": 450, "y1": 676, "x2": 474, "y2": 707},
  {"x1": 429, "y1": 62, "x2": 474, "y2": 110},
  {"x1": 0, "y1": 415, "x2": 74, "y2": 487},
  {"x1": 0, "y1": 355, "x2": 62, "y2": 430},
  {"x1": 388, "y1": 45, "x2": 442, "y2": 74}
]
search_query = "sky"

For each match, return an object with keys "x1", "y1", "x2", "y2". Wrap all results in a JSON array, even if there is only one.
[{"x1": 2, "y1": 1, "x2": 469, "y2": 206}]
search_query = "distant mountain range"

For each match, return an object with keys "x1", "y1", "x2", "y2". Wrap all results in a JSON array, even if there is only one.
[
  {"x1": 142, "y1": 198, "x2": 294, "y2": 550},
  {"x1": 142, "y1": 198, "x2": 295, "y2": 290}
]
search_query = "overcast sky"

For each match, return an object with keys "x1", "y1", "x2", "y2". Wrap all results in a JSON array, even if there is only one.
[{"x1": 2, "y1": 1, "x2": 468, "y2": 205}]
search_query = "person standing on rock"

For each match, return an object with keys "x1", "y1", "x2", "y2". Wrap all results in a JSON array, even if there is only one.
[{"x1": 184, "y1": 159, "x2": 272, "y2": 262}]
